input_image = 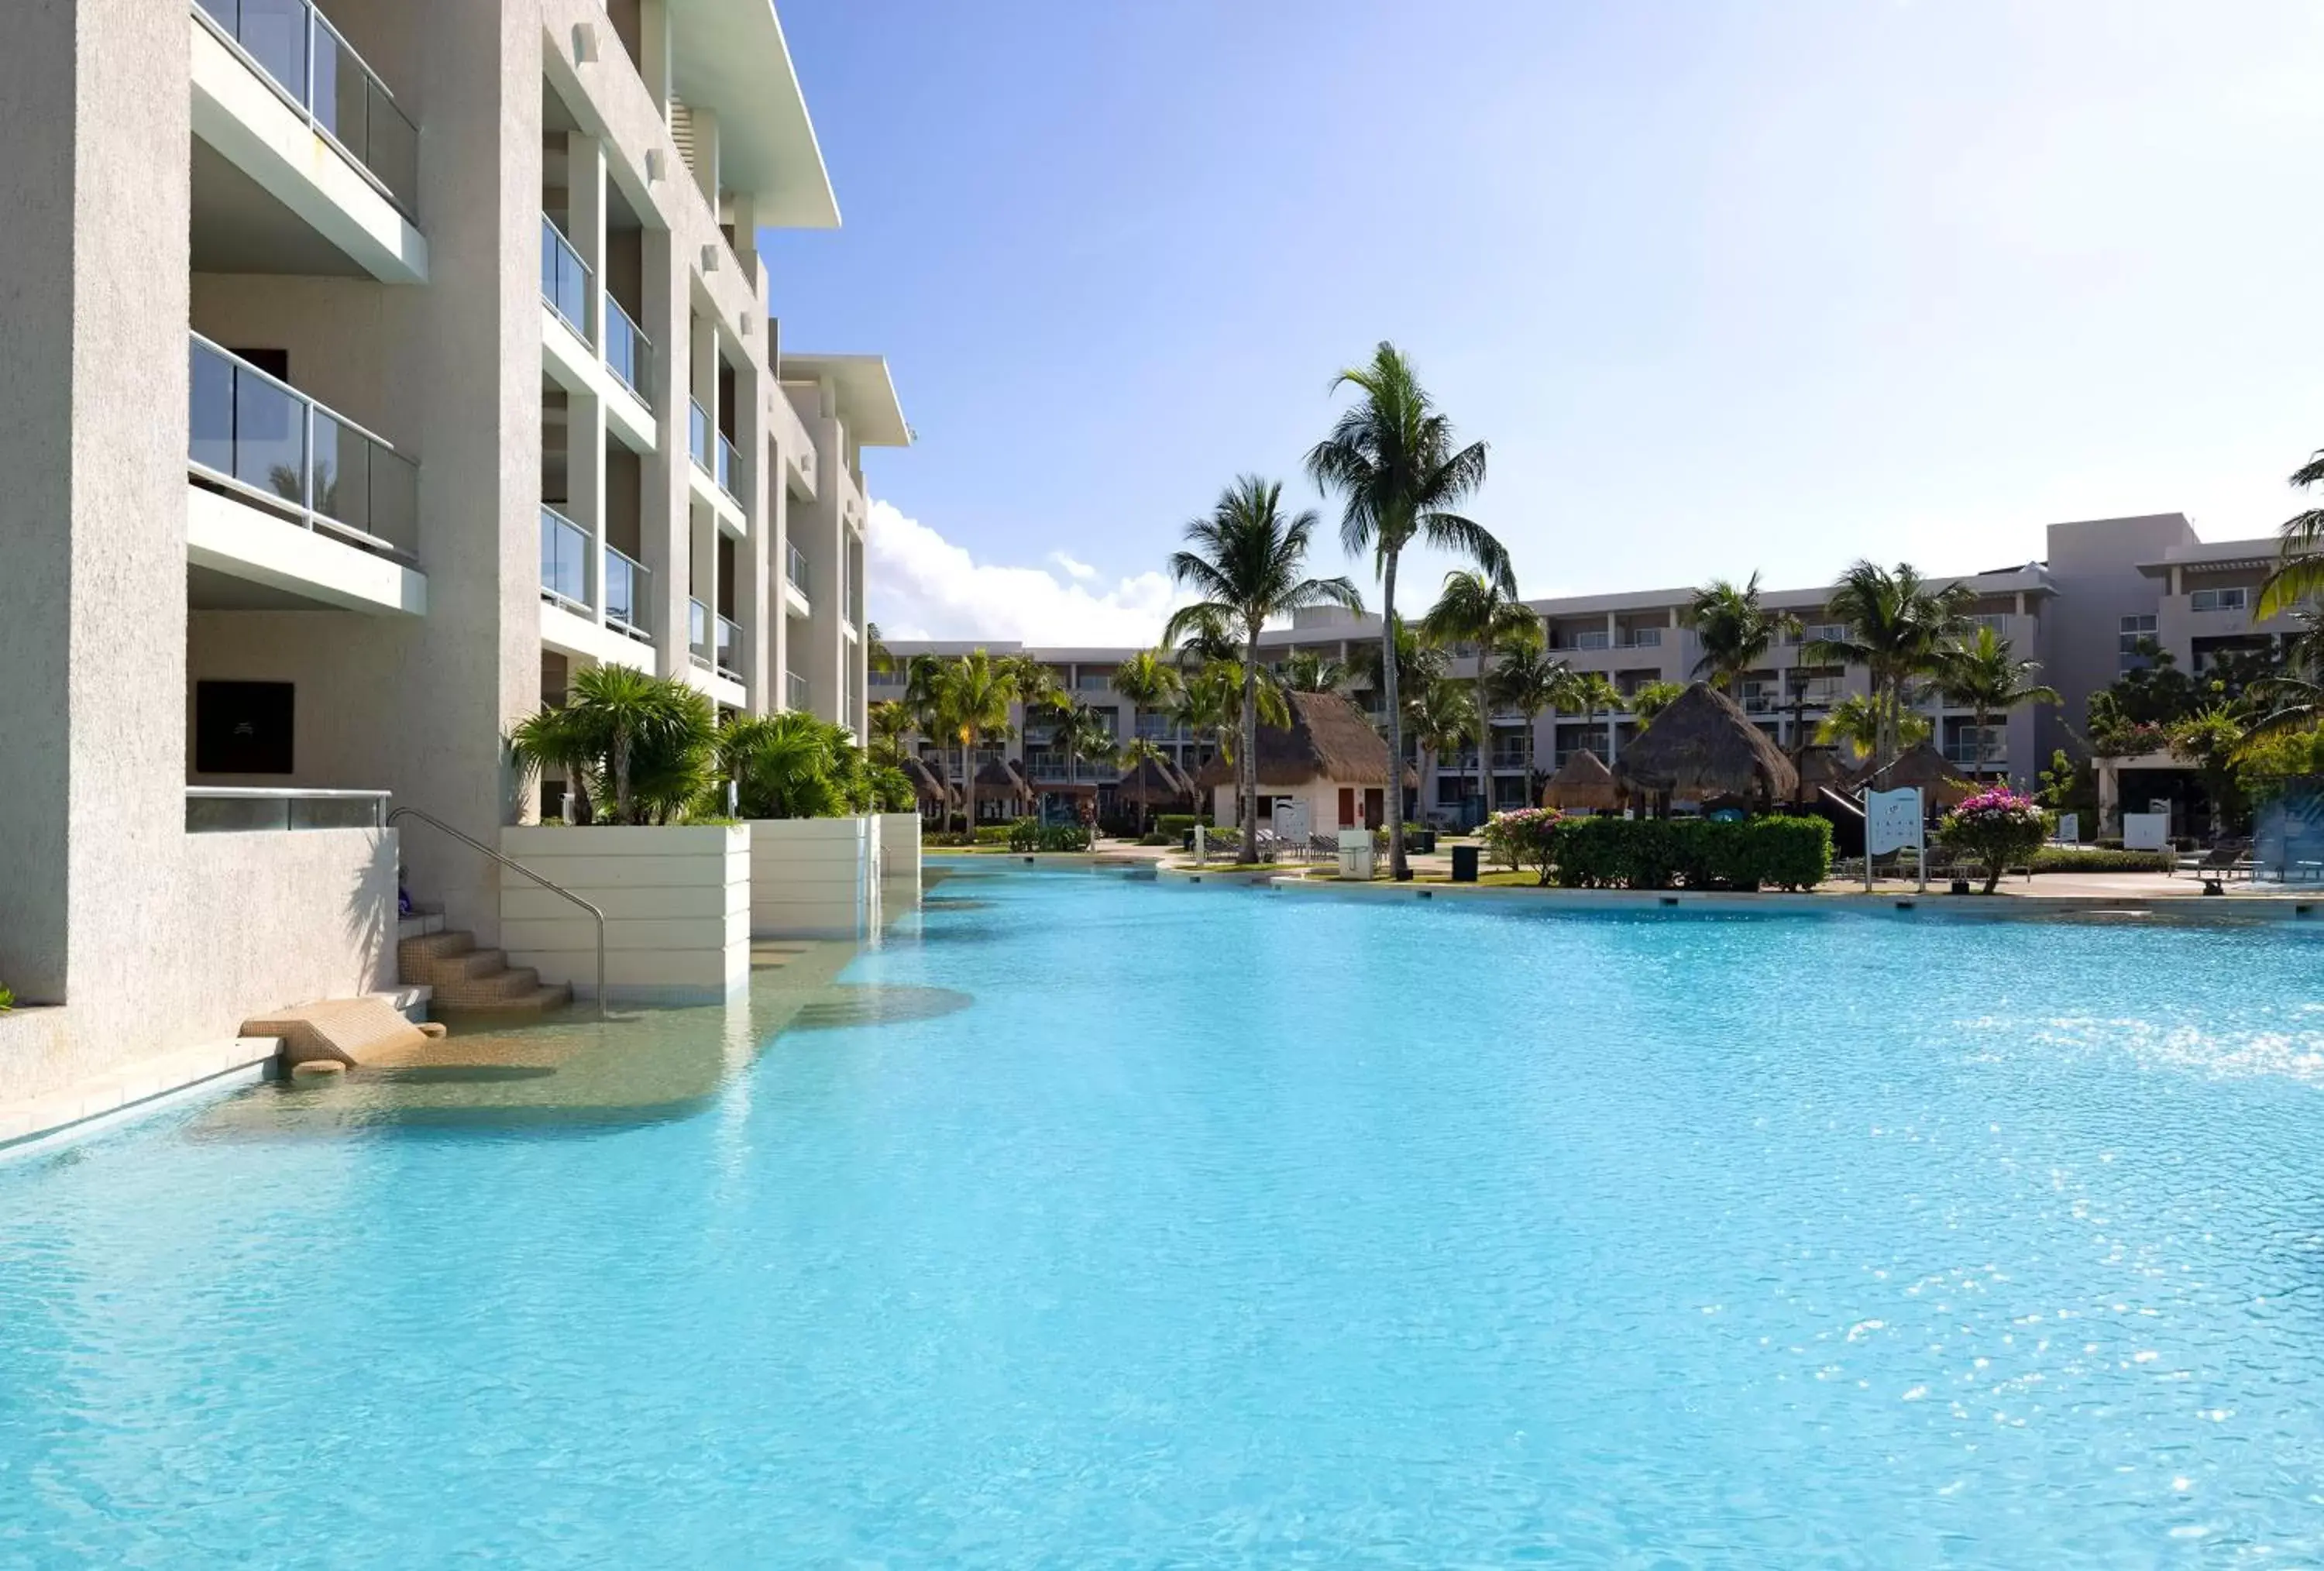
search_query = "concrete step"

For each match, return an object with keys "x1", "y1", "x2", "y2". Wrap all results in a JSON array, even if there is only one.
[
  {"x1": 396, "y1": 930, "x2": 476, "y2": 970},
  {"x1": 435, "y1": 978, "x2": 572, "y2": 1016}
]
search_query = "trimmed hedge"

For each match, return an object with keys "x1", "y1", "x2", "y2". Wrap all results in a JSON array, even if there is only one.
[
  {"x1": 1548, "y1": 815, "x2": 1833, "y2": 892},
  {"x1": 2027, "y1": 846, "x2": 2175, "y2": 875},
  {"x1": 1154, "y1": 813, "x2": 1214, "y2": 837},
  {"x1": 1007, "y1": 818, "x2": 1092, "y2": 852}
]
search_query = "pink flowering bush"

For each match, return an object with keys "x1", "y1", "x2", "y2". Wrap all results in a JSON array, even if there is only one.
[
  {"x1": 1480, "y1": 806, "x2": 1565, "y2": 884},
  {"x1": 1938, "y1": 787, "x2": 2050, "y2": 894}
]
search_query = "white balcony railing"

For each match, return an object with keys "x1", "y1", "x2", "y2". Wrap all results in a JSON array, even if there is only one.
[{"x1": 540, "y1": 215, "x2": 590, "y2": 338}]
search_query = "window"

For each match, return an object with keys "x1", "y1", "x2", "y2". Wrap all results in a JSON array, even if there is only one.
[
  {"x1": 2119, "y1": 614, "x2": 2157, "y2": 671},
  {"x1": 195, "y1": 681, "x2": 294, "y2": 774},
  {"x1": 2188, "y1": 586, "x2": 2248, "y2": 613}
]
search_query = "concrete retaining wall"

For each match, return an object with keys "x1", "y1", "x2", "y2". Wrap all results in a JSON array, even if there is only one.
[
  {"x1": 500, "y1": 824, "x2": 748, "y2": 1002},
  {"x1": 878, "y1": 812, "x2": 921, "y2": 902},
  {"x1": 749, "y1": 816, "x2": 876, "y2": 939}
]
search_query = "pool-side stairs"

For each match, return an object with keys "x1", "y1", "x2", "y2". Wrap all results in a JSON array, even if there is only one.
[{"x1": 396, "y1": 912, "x2": 572, "y2": 1014}]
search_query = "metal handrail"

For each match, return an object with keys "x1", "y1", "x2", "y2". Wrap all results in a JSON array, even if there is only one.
[{"x1": 387, "y1": 806, "x2": 607, "y2": 1018}]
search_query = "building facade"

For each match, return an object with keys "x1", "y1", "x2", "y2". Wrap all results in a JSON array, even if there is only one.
[
  {"x1": 0, "y1": 0, "x2": 900, "y2": 1103},
  {"x1": 881, "y1": 513, "x2": 2290, "y2": 825}
]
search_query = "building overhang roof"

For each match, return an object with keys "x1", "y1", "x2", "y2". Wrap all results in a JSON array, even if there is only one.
[
  {"x1": 780, "y1": 353, "x2": 911, "y2": 446},
  {"x1": 2136, "y1": 541, "x2": 2281, "y2": 579},
  {"x1": 667, "y1": 0, "x2": 839, "y2": 228}
]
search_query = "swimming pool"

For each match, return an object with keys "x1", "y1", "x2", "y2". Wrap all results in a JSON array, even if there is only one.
[{"x1": 5, "y1": 869, "x2": 2324, "y2": 1565}]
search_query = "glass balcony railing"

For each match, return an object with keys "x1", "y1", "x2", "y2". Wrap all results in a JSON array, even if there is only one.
[
  {"x1": 604, "y1": 545, "x2": 649, "y2": 641},
  {"x1": 786, "y1": 542, "x2": 809, "y2": 590},
  {"x1": 192, "y1": 0, "x2": 418, "y2": 216},
  {"x1": 717, "y1": 431, "x2": 741, "y2": 502},
  {"x1": 688, "y1": 598, "x2": 710, "y2": 667},
  {"x1": 603, "y1": 294, "x2": 651, "y2": 400},
  {"x1": 688, "y1": 399, "x2": 713, "y2": 473},
  {"x1": 189, "y1": 333, "x2": 418, "y2": 560},
  {"x1": 786, "y1": 669, "x2": 810, "y2": 713},
  {"x1": 539, "y1": 505, "x2": 587, "y2": 608},
  {"x1": 716, "y1": 615, "x2": 743, "y2": 682},
  {"x1": 540, "y1": 215, "x2": 590, "y2": 338}
]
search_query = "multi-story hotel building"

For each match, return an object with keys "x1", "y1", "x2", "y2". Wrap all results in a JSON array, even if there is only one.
[
  {"x1": 882, "y1": 512, "x2": 2291, "y2": 823},
  {"x1": 0, "y1": 1, "x2": 902, "y2": 1103}
]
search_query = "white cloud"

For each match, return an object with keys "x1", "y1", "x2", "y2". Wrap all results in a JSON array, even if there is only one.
[{"x1": 865, "y1": 499, "x2": 1184, "y2": 646}]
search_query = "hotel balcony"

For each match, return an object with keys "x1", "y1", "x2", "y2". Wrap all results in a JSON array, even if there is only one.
[
  {"x1": 187, "y1": 335, "x2": 425, "y2": 617},
  {"x1": 686, "y1": 398, "x2": 746, "y2": 528},
  {"x1": 784, "y1": 541, "x2": 812, "y2": 617},
  {"x1": 538, "y1": 504, "x2": 656, "y2": 672},
  {"x1": 190, "y1": 0, "x2": 426, "y2": 284},
  {"x1": 538, "y1": 217, "x2": 656, "y2": 449}
]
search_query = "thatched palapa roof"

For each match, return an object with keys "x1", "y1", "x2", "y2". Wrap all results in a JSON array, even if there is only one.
[
  {"x1": 1857, "y1": 741, "x2": 1972, "y2": 808},
  {"x1": 1541, "y1": 748, "x2": 1622, "y2": 811},
  {"x1": 972, "y1": 757, "x2": 1032, "y2": 799},
  {"x1": 1191, "y1": 692, "x2": 1419, "y2": 791},
  {"x1": 899, "y1": 755, "x2": 955, "y2": 806},
  {"x1": 1615, "y1": 682, "x2": 1798, "y2": 805},
  {"x1": 1116, "y1": 753, "x2": 1195, "y2": 806},
  {"x1": 1791, "y1": 744, "x2": 1860, "y2": 803}
]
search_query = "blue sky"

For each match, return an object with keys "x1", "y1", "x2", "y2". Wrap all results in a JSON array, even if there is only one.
[{"x1": 763, "y1": 0, "x2": 2324, "y2": 643}]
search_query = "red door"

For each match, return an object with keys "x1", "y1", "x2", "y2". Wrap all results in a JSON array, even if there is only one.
[
  {"x1": 1363, "y1": 789, "x2": 1384, "y2": 829},
  {"x1": 1338, "y1": 787, "x2": 1356, "y2": 827}
]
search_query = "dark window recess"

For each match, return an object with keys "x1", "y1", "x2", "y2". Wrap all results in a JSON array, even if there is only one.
[
  {"x1": 195, "y1": 681, "x2": 294, "y2": 774},
  {"x1": 225, "y1": 347, "x2": 290, "y2": 383}
]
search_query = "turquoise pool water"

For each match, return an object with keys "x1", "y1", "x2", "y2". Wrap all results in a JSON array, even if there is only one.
[{"x1": 7, "y1": 872, "x2": 2324, "y2": 1565}]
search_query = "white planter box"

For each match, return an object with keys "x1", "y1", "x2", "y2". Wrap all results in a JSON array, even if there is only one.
[
  {"x1": 748, "y1": 816, "x2": 877, "y2": 940},
  {"x1": 499, "y1": 824, "x2": 748, "y2": 1002},
  {"x1": 878, "y1": 812, "x2": 922, "y2": 900}
]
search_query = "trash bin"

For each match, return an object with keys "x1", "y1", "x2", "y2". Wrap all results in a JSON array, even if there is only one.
[
  {"x1": 1408, "y1": 829, "x2": 1437, "y2": 855},
  {"x1": 1451, "y1": 844, "x2": 1480, "y2": 883}
]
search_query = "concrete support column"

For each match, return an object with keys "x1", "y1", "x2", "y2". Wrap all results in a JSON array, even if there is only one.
[
  {"x1": 569, "y1": 133, "x2": 607, "y2": 350},
  {"x1": 638, "y1": 0, "x2": 672, "y2": 115},
  {"x1": 574, "y1": 391, "x2": 608, "y2": 621},
  {"x1": 643, "y1": 235, "x2": 688, "y2": 677},
  {"x1": 688, "y1": 108, "x2": 720, "y2": 211},
  {"x1": 737, "y1": 374, "x2": 770, "y2": 713}
]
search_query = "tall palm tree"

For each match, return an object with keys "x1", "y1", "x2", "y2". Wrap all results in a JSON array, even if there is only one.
[
  {"x1": 1683, "y1": 573, "x2": 1798, "y2": 694},
  {"x1": 1114, "y1": 734, "x2": 1171, "y2": 835},
  {"x1": 1405, "y1": 674, "x2": 1477, "y2": 810},
  {"x1": 1306, "y1": 342, "x2": 1508, "y2": 878},
  {"x1": 1110, "y1": 647, "x2": 1184, "y2": 774},
  {"x1": 1164, "y1": 476, "x2": 1363, "y2": 862},
  {"x1": 933, "y1": 650, "x2": 1016, "y2": 834},
  {"x1": 1934, "y1": 627, "x2": 2059, "y2": 780},
  {"x1": 1488, "y1": 643, "x2": 1570, "y2": 807},
  {"x1": 1278, "y1": 648, "x2": 1349, "y2": 693},
  {"x1": 2255, "y1": 444, "x2": 2324, "y2": 619},
  {"x1": 866, "y1": 699, "x2": 913, "y2": 768},
  {"x1": 1803, "y1": 561, "x2": 1973, "y2": 768},
  {"x1": 1628, "y1": 680, "x2": 1686, "y2": 724},
  {"x1": 1817, "y1": 692, "x2": 1930, "y2": 762},
  {"x1": 1171, "y1": 659, "x2": 1287, "y2": 828},
  {"x1": 1562, "y1": 671, "x2": 1623, "y2": 763},
  {"x1": 1422, "y1": 569, "x2": 1542, "y2": 823},
  {"x1": 1054, "y1": 700, "x2": 1118, "y2": 801}
]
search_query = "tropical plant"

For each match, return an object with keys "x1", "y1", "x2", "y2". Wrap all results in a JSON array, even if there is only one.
[
  {"x1": 1052, "y1": 700, "x2": 1119, "y2": 796},
  {"x1": 1815, "y1": 691, "x2": 1929, "y2": 761},
  {"x1": 1404, "y1": 675, "x2": 1478, "y2": 801},
  {"x1": 1627, "y1": 680, "x2": 1687, "y2": 724},
  {"x1": 1802, "y1": 562, "x2": 1972, "y2": 768},
  {"x1": 1683, "y1": 574, "x2": 1798, "y2": 693},
  {"x1": 1163, "y1": 476, "x2": 1363, "y2": 862},
  {"x1": 1422, "y1": 568, "x2": 1542, "y2": 823},
  {"x1": 2255, "y1": 444, "x2": 2324, "y2": 620},
  {"x1": 1306, "y1": 342, "x2": 1509, "y2": 878},
  {"x1": 1350, "y1": 617, "x2": 1448, "y2": 708},
  {"x1": 0, "y1": 984, "x2": 14, "y2": 1012},
  {"x1": 720, "y1": 711, "x2": 850, "y2": 819},
  {"x1": 1934, "y1": 626, "x2": 2058, "y2": 779},
  {"x1": 509, "y1": 665, "x2": 719, "y2": 826},
  {"x1": 933, "y1": 650, "x2": 1018, "y2": 834},
  {"x1": 1562, "y1": 671, "x2": 1623, "y2": 761},
  {"x1": 866, "y1": 699, "x2": 915, "y2": 768},
  {"x1": 1111, "y1": 647, "x2": 1184, "y2": 738},
  {"x1": 1480, "y1": 806, "x2": 1565, "y2": 884},
  {"x1": 1114, "y1": 735, "x2": 1171, "y2": 834},
  {"x1": 1937, "y1": 787, "x2": 2049, "y2": 894},
  {"x1": 2164, "y1": 706, "x2": 2248, "y2": 841},
  {"x1": 1278, "y1": 648, "x2": 1350, "y2": 693},
  {"x1": 1488, "y1": 644, "x2": 1570, "y2": 806}
]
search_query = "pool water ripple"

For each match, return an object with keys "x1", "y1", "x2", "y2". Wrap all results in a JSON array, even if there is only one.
[{"x1": 5, "y1": 874, "x2": 2324, "y2": 1565}]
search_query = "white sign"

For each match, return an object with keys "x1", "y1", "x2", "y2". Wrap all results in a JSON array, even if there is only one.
[
  {"x1": 1865, "y1": 788, "x2": 1924, "y2": 858},
  {"x1": 2054, "y1": 812, "x2": 2079, "y2": 844},
  {"x1": 2123, "y1": 812, "x2": 2171, "y2": 852},
  {"x1": 1273, "y1": 798, "x2": 1312, "y2": 843}
]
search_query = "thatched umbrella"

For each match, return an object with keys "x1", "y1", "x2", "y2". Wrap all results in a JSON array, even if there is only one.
[
  {"x1": 1191, "y1": 692, "x2": 1420, "y2": 798},
  {"x1": 1116, "y1": 753, "x2": 1193, "y2": 815},
  {"x1": 1858, "y1": 741, "x2": 1972, "y2": 810},
  {"x1": 1541, "y1": 748, "x2": 1622, "y2": 812},
  {"x1": 899, "y1": 754, "x2": 955, "y2": 811},
  {"x1": 1614, "y1": 682, "x2": 1799, "y2": 810},
  {"x1": 1791, "y1": 744, "x2": 1861, "y2": 806}
]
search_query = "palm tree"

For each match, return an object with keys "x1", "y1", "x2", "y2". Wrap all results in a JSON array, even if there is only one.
[
  {"x1": 2254, "y1": 444, "x2": 2324, "y2": 619},
  {"x1": 1278, "y1": 648, "x2": 1349, "y2": 693},
  {"x1": 1111, "y1": 647, "x2": 1183, "y2": 774},
  {"x1": 1683, "y1": 573, "x2": 1798, "y2": 694},
  {"x1": 1306, "y1": 342, "x2": 1508, "y2": 878},
  {"x1": 933, "y1": 650, "x2": 1016, "y2": 834},
  {"x1": 1163, "y1": 476, "x2": 1363, "y2": 862},
  {"x1": 1114, "y1": 734, "x2": 1172, "y2": 835},
  {"x1": 1803, "y1": 561, "x2": 1973, "y2": 768},
  {"x1": 1171, "y1": 659, "x2": 1288, "y2": 831},
  {"x1": 1422, "y1": 569, "x2": 1542, "y2": 824},
  {"x1": 1053, "y1": 700, "x2": 1118, "y2": 807},
  {"x1": 720, "y1": 710, "x2": 847, "y2": 820},
  {"x1": 511, "y1": 664, "x2": 712, "y2": 826},
  {"x1": 1934, "y1": 627, "x2": 2059, "y2": 779},
  {"x1": 1405, "y1": 674, "x2": 1477, "y2": 810},
  {"x1": 1488, "y1": 643, "x2": 1570, "y2": 806},
  {"x1": 866, "y1": 699, "x2": 914, "y2": 767},
  {"x1": 1628, "y1": 680, "x2": 1686, "y2": 724},
  {"x1": 1562, "y1": 671, "x2": 1623, "y2": 763},
  {"x1": 1817, "y1": 692, "x2": 1930, "y2": 763}
]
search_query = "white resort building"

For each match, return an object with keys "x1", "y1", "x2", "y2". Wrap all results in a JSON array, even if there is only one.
[
  {"x1": 883, "y1": 512, "x2": 2291, "y2": 826},
  {"x1": 0, "y1": 2, "x2": 903, "y2": 1110}
]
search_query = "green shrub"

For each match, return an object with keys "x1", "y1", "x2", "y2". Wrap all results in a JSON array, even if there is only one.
[
  {"x1": 1937, "y1": 788, "x2": 2051, "y2": 894},
  {"x1": 973, "y1": 824, "x2": 1016, "y2": 846},
  {"x1": 1546, "y1": 815, "x2": 1831, "y2": 891},
  {"x1": 2027, "y1": 846, "x2": 2174, "y2": 874},
  {"x1": 1008, "y1": 818, "x2": 1094, "y2": 852},
  {"x1": 1137, "y1": 833, "x2": 1171, "y2": 847},
  {"x1": 1154, "y1": 813, "x2": 1212, "y2": 838},
  {"x1": 0, "y1": 984, "x2": 13, "y2": 1012}
]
